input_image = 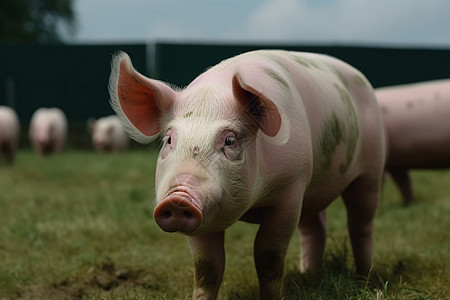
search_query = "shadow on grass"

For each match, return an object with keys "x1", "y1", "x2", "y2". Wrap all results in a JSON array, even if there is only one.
[
  {"x1": 282, "y1": 249, "x2": 428, "y2": 300},
  {"x1": 226, "y1": 239, "x2": 428, "y2": 300},
  {"x1": 13, "y1": 236, "x2": 430, "y2": 299}
]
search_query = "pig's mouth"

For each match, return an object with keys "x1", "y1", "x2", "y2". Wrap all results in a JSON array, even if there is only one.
[{"x1": 153, "y1": 185, "x2": 203, "y2": 234}]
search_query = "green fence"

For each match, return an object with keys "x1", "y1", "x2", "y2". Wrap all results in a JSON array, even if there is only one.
[
  {"x1": 154, "y1": 43, "x2": 450, "y2": 89},
  {"x1": 1, "y1": 42, "x2": 450, "y2": 147},
  {"x1": 0, "y1": 44, "x2": 147, "y2": 147},
  {"x1": 0, "y1": 44, "x2": 147, "y2": 123}
]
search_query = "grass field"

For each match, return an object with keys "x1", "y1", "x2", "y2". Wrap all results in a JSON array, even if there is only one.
[{"x1": 0, "y1": 149, "x2": 449, "y2": 299}]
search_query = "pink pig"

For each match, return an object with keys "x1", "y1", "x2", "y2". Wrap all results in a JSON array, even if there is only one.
[
  {"x1": 29, "y1": 107, "x2": 67, "y2": 156},
  {"x1": 88, "y1": 115, "x2": 129, "y2": 152},
  {"x1": 0, "y1": 106, "x2": 20, "y2": 165},
  {"x1": 109, "y1": 50, "x2": 385, "y2": 299},
  {"x1": 376, "y1": 79, "x2": 450, "y2": 204}
]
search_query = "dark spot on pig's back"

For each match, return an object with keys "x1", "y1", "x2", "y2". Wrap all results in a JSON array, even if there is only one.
[
  {"x1": 289, "y1": 54, "x2": 321, "y2": 69},
  {"x1": 292, "y1": 56, "x2": 310, "y2": 68},
  {"x1": 320, "y1": 112, "x2": 343, "y2": 171},
  {"x1": 354, "y1": 74, "x2": 367, "y2": 87},
  {"x1": 194, "y1": 259, "x2": 220, "y2": 291},
  {"x1": 264, "y1": 67, "x2": 289, "y2": 88},
  {"x1": 259, "y1": 53, "x2": 297, "y2": 88},
  {"x1": 334, "y1": 84, "x2": 360, "y2": 174},
  {"x1": 332, "y1": 68, "x2": 349, "y2": 87},
  {"x1": 318, "y1": 85, "x2": 360, "y2": 175}
]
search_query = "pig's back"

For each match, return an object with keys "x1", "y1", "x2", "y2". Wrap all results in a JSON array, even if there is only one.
[{"x1": 377, "y1": 80, "x2": 450, "y2": 168}]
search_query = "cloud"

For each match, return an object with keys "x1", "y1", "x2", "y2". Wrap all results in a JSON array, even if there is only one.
[
  {"x1": 145, "y1": 19, "x2": 208, "y2": 41},
  {"x1": 244, "y1": 0, "x2": 310, "y2": 40},
  {"x1": 71, "y1": 0, "x2": 450, "y2": 46},
  {"x1": 239, "y1": 0, "x2": 450, "y2": 45}
]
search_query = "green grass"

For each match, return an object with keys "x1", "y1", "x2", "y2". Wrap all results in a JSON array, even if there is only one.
[{"x1": 0, "y1": 150, "x2": 449, "y2": 299}]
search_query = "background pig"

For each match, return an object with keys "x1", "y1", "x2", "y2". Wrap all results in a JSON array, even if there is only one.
[
  {"x1": 376, "y1": 79, "x2": 450, "y2": 205},
  {"x1": 109, "y1": 50, "x2": 385, "y2": 299},
  {"x1": 29, "y1": 107, "x2": 67, "y2": 156},
  {"x1": 88, "y1": 115, "x2": 129, "y2": 152},
  {"x1": 0, "y1": 106, "x2": 20, "y2": 165}
]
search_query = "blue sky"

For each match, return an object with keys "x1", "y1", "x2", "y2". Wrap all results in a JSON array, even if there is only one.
[{"x1": 68, "y1": 0, "x2": 450, "y2": 47}]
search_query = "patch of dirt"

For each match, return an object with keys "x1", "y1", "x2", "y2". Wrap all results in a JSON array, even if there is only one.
[{"x1": 16, "y1": 258, "x2": 159, "y2": 299}]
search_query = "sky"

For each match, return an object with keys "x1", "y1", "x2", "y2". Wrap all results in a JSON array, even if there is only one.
[{"x1": 68, "y1": 0, "x2": 450, "y2": 47}]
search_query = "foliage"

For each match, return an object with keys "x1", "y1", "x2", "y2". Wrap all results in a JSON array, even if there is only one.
[
  {"x1": 0, "y1": 0, "x2": 76, "y2": 44},
  {"x1": 0, "y1": 150, "x2": 448, "y2": 299}
]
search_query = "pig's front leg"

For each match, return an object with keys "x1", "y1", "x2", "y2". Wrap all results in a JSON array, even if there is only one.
[
  {"x1": 254, "y1": 185, "x2": 304, "y2": 299},
  {"x1": 188, "y1": 231, "x2": 225, "y2": 300}
]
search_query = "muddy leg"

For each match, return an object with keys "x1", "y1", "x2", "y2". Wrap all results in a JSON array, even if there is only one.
[
  {"x1": 188, "y1": 231, "x2": 225, "y2": 300},
  {"x1": 254, "y1": 183, "x2": 304, "y2": 300}
]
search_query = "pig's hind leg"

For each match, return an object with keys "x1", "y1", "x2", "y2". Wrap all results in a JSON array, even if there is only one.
[
  {"x1": 342, "y1": 175, "x2": 381, "y2": 275},
  {"x1": 298, "y1": 210, "x2": 327, "y2": 272},
  {"x1": 388, "y1": 168, "x2": 414, "y2": 205}
]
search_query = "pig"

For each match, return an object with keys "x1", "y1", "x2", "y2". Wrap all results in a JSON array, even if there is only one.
[
  {"x1": 376, "y1": 79, "x2": 450, "y2": 205},
  {"x1": 109, "y1": 50, "x2": 385, "y2": 299},
  {"x1": 0, "y1": 106, "x2": 20, "y2": 165},
  {"x1": 29, "y1": 107, "x2": 67, "y2": 156},
  {"x1": 88, "y1": 115, "x2": 129, "y2": 152}
]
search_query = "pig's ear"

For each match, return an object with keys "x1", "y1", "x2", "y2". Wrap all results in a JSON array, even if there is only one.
[
  {"x1": 109, "y1": 52, "x2": 176, "y2": 144},
  {"x1": 232, "y1": 73, "x2": 288, "y2": 143}
]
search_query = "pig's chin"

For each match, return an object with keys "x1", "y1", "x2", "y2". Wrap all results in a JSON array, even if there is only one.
[{"x1": 192, "y1": 204, "x2": 244, "y2": 235}]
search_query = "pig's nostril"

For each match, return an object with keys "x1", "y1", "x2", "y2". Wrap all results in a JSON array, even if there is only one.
[
  {"x1": 162, "y1": 210, "x2": 172, "y2": 218},
  {"x1": 183, "y1": 211, "x2": 194, "y2": 219},
  {"x1": 161, "y1": 209, "x2": 193, "y2": 220}
]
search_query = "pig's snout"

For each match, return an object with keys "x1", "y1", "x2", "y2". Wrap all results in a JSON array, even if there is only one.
[
  {"x1": 153, "y1": 192, "x2": 202, "y2": 233},
  {"x1": 154, "y1": 175, "x2": 203, "y2": 234}
]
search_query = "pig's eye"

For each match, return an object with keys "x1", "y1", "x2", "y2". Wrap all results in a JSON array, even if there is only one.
[
  {"x1": 221, "y1": 131, "x2": 242, "y2": 161},
  {"x1": 161, "y1": 129, "x2": 176, "y2": 159},
  {"x1": 224, "y1": 136, "x2": 236, "y2": 146}
]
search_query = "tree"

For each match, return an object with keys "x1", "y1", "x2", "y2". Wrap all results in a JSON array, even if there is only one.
[{"x1": 0, "y1": 0, "x2": 76, "y2": 44}]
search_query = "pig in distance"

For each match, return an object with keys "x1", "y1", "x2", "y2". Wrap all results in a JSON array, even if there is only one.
[
  {"x1": 0, "y1": 106, "x2": 20, "y2": 165},
  {"x1": 29, "y1": 107, "x2": 67, "y2": 156}
]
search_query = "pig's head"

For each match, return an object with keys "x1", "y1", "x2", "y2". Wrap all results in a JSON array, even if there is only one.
[
  {"x1": 109, "y1": 52, "x2": 284, "y2": 235},
  {"x1": 89, "y1": 119, "x2": 114, "y2": 152},
  {"x1": 33, "y1": 121, "x2": 54, "y2": 149}
]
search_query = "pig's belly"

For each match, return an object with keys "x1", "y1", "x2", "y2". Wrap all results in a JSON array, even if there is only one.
[{"x1": 238, "y1": 184, "x2": 346, "y2": 224}]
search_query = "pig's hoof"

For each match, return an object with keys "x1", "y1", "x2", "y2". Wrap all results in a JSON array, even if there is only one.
[{"x1": 154, "y1": 191, "x2": 202, "y2": 233}]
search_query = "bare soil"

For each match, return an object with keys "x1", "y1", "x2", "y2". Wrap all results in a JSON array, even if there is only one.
[{"x1": 14, "y1": 258, "x2": 159, "y2": 300}]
